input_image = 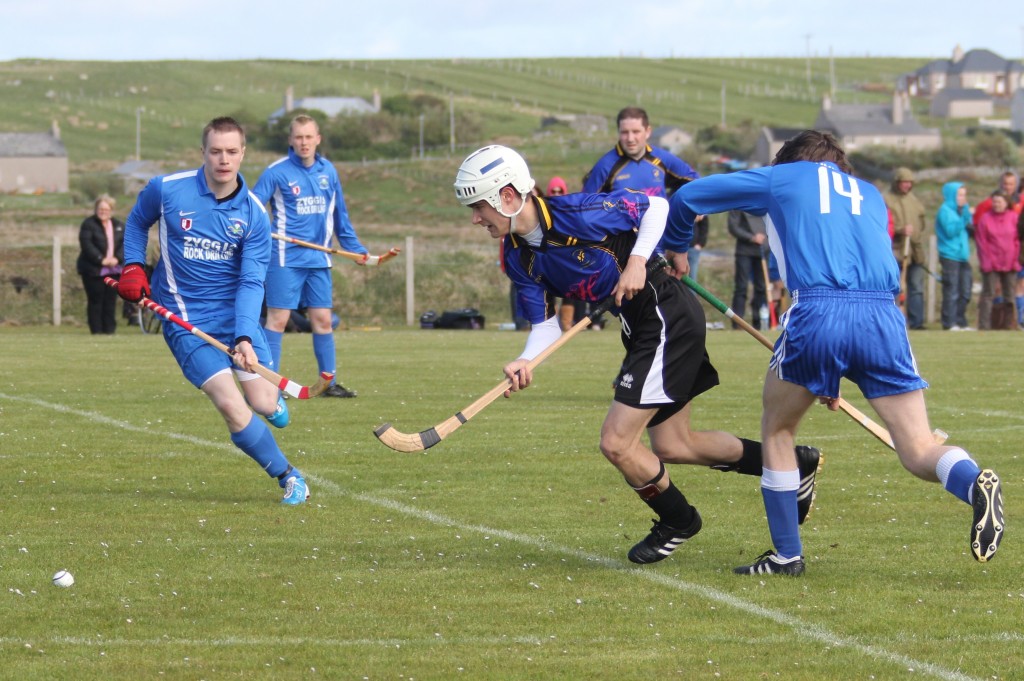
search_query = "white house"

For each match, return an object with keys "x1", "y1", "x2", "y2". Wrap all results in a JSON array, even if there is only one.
[{"x1": 0, "y1": 121, "x2": 68, "y2": 194}]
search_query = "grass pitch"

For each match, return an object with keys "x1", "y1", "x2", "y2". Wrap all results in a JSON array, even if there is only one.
[{"x1": 0, "y1": 324, "x2": 1020, "y2": 680}]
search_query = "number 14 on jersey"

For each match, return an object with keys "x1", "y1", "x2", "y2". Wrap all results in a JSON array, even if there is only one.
[{"x1": 818, "y1": 164, "x2": 863, "y2": 215}]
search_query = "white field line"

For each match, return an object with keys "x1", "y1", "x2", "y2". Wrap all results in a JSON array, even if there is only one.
[{"x1": 0, "y1": 393, "x2": 988, "y2": 681}]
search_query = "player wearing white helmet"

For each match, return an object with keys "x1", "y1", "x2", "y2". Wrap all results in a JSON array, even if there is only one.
[{"x1": 454, "y1": 145, "x2": 821, "y2": 566}]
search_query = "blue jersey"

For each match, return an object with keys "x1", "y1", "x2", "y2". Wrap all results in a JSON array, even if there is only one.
[
  {"x1": 122, "y1": 168, "x2": 270, "y2": 342},
  {"x1": 666, "y1": 162, "x2": 899, "y2": 295},
  {"x1": 582, "y1": 144, "x2": 699, "y2": 197},
  {"x1": 253, "y1": 149, "x2": 367, "y2": 269},
  {"x1": 504, "y1": 191, "x2": 652, "y2": 323}
]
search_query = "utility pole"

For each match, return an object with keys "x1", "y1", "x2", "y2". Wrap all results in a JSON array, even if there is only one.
[
  {"x1": 135, "y1": 107, "x2": 144, "y2": 160},
  {"x1": 449, "y1": 94, "x2": 455, "y2": 154},
  {"x1": 418, "y1": 114, "x2": 425, "y2": 159},
  {"x1": 720, "y1": 81, "x2": 726, "y2": 128},
  {"x1": 804, "y1": 34, "x2": 812, "y2": 90}
]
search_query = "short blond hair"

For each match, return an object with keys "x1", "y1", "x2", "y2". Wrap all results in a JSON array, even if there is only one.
[{"x1": 94, "y1": 194, "x2": 115, "y2": 211}]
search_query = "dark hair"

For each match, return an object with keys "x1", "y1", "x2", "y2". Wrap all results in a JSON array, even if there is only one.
[
  {"x1": 202, "y1": 116, "x2": 246, "y2": 148},
  {"x1": 616, "y1": 106, "x2": 649, "y2": 128},
  {"x1": 772, "y1": 130, "x2": 851, "y2": 174}
]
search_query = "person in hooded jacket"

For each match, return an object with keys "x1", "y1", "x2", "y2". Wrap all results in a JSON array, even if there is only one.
[{"x1": 935, "y1": 182, "x2": 974, "y2": 331}]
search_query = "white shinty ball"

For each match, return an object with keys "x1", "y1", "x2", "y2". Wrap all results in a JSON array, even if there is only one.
[{"x1": 52, "y1": 570, "x2": 74, "y2": 588}]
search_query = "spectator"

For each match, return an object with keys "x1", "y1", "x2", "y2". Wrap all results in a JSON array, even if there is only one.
[
  {"x1": 254, "y1": 114, "x2": 374, "y2": 399},
  {"x1": 582, "y1": 106, "x2": 699, "y2": 198},
  {"x1": 545, "y1": 176, "x2": 581, "y2": 331},
  {"x1": 76, "y1": 194, "x2": 125, "y2": 335},
  {"x1": 687, "y1": 215, "x2": 709, "y2": 285},
  {"x1": 972, "y1": 171, "x2": 1020, "y2": 226},
  {"x1": 582, "y1": 107, "x2": 702, "y2": 328},
  {"x1": 883, "y1": 167, "x2": 929, "y2": 329},
  {"x1": 975, "y1": 191, "x2": 1021, "y2": 330},
  {"x1": 726, "y1": 210, "x2": 768, "y2": 330},
  {"x1": 934, "y1": 182, "x2": 975, "y2": 331}
]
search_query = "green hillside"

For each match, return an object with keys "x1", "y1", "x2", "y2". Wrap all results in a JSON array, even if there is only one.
[{"x1": 0, "y1": 56, "x2": 921, "y2": 164}]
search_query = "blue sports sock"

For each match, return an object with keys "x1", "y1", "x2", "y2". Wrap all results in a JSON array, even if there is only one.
[
  {"x1": 229, "y1": 415, "x2": 291, "y2": 479},
  {"x1": 1016, "y1": 296, "x2": 1024, "y2": 325},
  {"x1": 312, "y1": 332, "x2": 337, "y2": 381},
  {"x1": 264, "y1": 328, "x2": 283, "y2": 372},
  {"x1": 936, "y1": 449, "x2": 981, "y2": 504},
  {"x1": 761, "y1": 468, "x2": 802, "y2": 559}
]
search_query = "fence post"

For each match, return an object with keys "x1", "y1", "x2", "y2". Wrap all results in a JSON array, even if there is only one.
[
  {"x1": 52, "y1": 235, "x2": 62, "y2": 326},
  {"x1": 405, "y1": 235, "x2": 415, "y2": 326},
  {"x1": 927, "y1": 234, "x2": 938, "y2": 325}
]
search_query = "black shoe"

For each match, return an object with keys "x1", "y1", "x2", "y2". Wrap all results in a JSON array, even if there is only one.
[
  {"x1": 321, "y1": 383, "x2": 357, "y2": 398},
  {"x1": 627, "y1": 511, "x2": 702, "y2": 564},
  {"x1": 733, "y1": 549, "x2": 805, "y2": 576},
  {"x1": 796, "y1": 446, "x2": 822, "y2": 525},
  {"x1": 971, "y1": 469, "x2": 1004, "y2": 562}
]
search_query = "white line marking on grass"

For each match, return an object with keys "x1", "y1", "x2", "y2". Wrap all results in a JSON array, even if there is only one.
[{"x1": 0, "y1": 393, "x2": 984, "y2": 681}]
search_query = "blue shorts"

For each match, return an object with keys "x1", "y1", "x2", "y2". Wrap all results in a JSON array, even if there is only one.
[
  {"x1": 163, "y1": 315, "x2": 273, "y2": 388},
  {"x1": 769, "y1": 289, "x2": 928, "y2": 399},
  {"x1": 265, "y1": 266, "x2": 334, "y2": 310}
]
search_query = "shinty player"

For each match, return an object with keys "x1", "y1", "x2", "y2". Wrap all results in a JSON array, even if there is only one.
[
  {"x1": 664, "y1": 130, "x2": 1004, "y2": 575},
  {"x1": 254, "y1": 114, "x2": 375, "y2": 400},
  {"x1": 117, "y1": 116, "x2": 309, "y2": 505},
  {"x1": 453, "y1": 144, "x2": 821, "y2": 565}
]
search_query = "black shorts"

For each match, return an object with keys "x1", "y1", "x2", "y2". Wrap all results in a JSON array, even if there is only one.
[{"x1": 613, "y1": 270, "x2": 719, "y2": 426}]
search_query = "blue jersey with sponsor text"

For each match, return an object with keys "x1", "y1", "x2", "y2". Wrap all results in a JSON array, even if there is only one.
[
  {"x1": 665, "y1": 161, "x2": 899, "y2": 294},
  {"x1": 122, "y1": 168, "x2": 270, "y2": 342},
  {"x1": 253, "y1": 149, "x2": 367, "y2": 269},
  {"x1": 504, "y1": 190, "x2": 651, "y2": 323}
]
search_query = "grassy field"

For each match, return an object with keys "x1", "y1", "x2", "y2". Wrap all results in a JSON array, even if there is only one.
[{"x1": 0, "y1": 324, "x2": 1020, "y2": 680}]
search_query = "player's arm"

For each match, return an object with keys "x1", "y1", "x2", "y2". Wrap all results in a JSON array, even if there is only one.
[
  {"x1": 235, "y1": 201, "x2": 271, "y2": 343},
  {"x1": 330, "y1": 177, "x2": 370, "y2": 257},
  {"x1": 664, "y1": 169, "x2": 771, "y2": 255},
  {"x1": 660, "y1": 153, "x2": 700, "y2": 194},
  {"x1": 614, "y1": 196, "x2": 668, "y2": 304},
  {"x1": 581, "y1": 153, "x2": 613, "y2": 194}
]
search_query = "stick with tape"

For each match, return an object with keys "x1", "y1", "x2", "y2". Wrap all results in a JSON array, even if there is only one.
[{"x1": 104, "y1": 277, "x2": 333, "y2": 399}]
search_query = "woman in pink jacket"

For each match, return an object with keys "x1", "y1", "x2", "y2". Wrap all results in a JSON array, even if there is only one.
[{"x1": 975, "y1": 191, "x2": 1021, "y2": 329}]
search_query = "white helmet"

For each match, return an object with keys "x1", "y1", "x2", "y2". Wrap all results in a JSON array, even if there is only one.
[{"x1": 454, "y1": 145, "x2": 535, "y2": 216}]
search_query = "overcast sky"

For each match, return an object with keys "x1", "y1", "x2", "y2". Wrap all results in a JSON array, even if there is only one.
[{"x1": 2, "y1": 0, "x2": 1021, "y2": 62}]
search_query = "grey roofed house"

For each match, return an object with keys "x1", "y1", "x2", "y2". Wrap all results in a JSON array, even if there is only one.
[
  {"x1": 1011, "y1": 89, "x2": 1024, "y2": 132},
  {"x1": 650, "y1": 125, "x2": 693, "y2": 156},
  {"x1": 113, "y1": 159, "x2": 164, "y2": 194},
  {"x1": 904, "y1": 46, "x2": 1024, "y2": 99},
  {"x1": 0, "y1": 122, "x2": 69, "y2": 193},
  {"x1": 753, "y1": 126, "x2": 806, "y2": 167},
  {"x1": 929, "y1": 88, "x2": 994, "y2": 118},
  {"x1": 813, "y1": 91, "x2": 941, "y2": 152},
  {"x1": 267, "y1": 86, "x2": 381, "y2": 125}
]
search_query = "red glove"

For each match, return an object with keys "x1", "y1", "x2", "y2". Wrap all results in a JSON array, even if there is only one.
[{"x1": 117, "y1": 263, "x2": 151, "y2": 302}]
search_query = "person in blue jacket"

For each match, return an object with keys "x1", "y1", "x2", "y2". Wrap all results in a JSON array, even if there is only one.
[
  {"x1": 254, "y1": 114, "x2": 378, "y2": 399},
  {"x1": 663, "y1": 130, "x2": 1003, "y2": 575},
  {"x1": 935, "y1": 181, "x2": 974, "y2": 331},
  {"x1": 453, "y1": 144, "x2": 820, "y2": 567},
  {"x1": 116, "y1": 117, "x2": 309, "y2": 505}
]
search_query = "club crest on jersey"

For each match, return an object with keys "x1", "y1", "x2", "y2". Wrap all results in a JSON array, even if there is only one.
[
  {"x1": 226, "y1": 220, "x2": 246, "y2": 238},
  {"x1": 291, "y1": 185, "x2": 301, "y2": 196},
  {"x1": 573, "y1": 248, "x2": 594, "y2": 269},
  {"x1": 318, "y1": 175, "x2": 330, "y2": 190},
  {"x1": 180, "y1": 218, "x2": 192, "y2": 231}
]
